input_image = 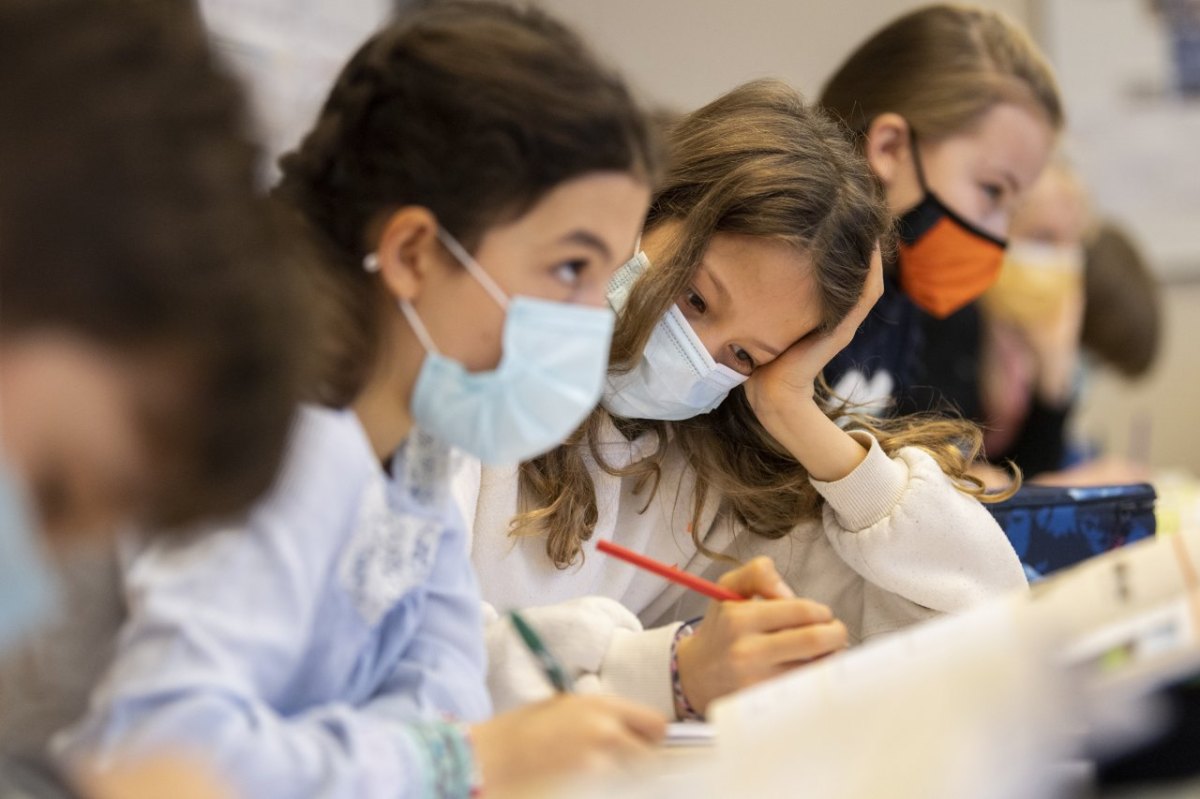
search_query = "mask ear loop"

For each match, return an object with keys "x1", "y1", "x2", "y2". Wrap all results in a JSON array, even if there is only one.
[
  {"x1": 907, "y1": 126, "x2": 932, "y2": 195},
  {"x1": 436, "y1": 228, "x2": 510, "y2": 310},
  {"x1": 362, "y1": 251, "x2": 443, "y2": 356},
  {"x1": 397, "y1": 300, "x2": 441, "y2": 355}
]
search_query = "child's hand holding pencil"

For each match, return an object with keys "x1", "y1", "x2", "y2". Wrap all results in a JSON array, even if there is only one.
[
  {"x1": 673, "y1": 556, "x2": 848, "y2": 716},
  {"x1": 596, "y1": 540, "x2": 848, "y2": 719},
  {"x1": 471, "y1": 610, "x2": 666, "y2": 796}
]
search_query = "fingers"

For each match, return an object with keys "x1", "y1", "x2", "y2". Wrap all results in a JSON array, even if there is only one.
[
  {"x1": 741, "y1": 619, "x2": 849, "y2": 666},
  {"x1": 845, "y1": 246, "x2": 884, "y2": 324},
  {"x1": 714, "y1": 596, "x2": 835, "y2": 634},
  {"x1": 565, "y1": 695, "x2": 666, "y2": 773},
  {"x1": 584, "y1": 695, "x2": 668, "y2": 743},
  {"x1": 717, "y1": 556, "x2": 795, "y2": 599},
  {"x1": 717, "y1": 618, "x2": 848, "y2": 691}
]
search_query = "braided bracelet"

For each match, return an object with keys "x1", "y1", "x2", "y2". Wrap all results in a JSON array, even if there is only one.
[
  {"x1": 670, "y1": 622, "x2": 705, "y2": 721},
  {"x1": 411, "y1": 721, "x2": 477, "y2": 798},
  {"x1": 454, "y1": 723, "x2": 485, "y2": 798}
]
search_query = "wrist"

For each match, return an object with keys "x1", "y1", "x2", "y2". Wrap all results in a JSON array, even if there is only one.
[
  {"x1": 753, "y1": 392, "x2": 821, "y2": 444},
  {"x1": 671, "y1": 624, "x2": 705, "y2": 721},
  {"x1": 769, "y1": 402, "x2": 868, "y2": 483},
  {"x1": 412, "y1": 721, "x2": 480, "y2": 799},
  {"x1": 458, "y1": 724, "x2": 485, "y2": 798}
]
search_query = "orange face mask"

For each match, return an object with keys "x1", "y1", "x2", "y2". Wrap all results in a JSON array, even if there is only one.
[{"x1": 896, "y1": 136, "x2": 1007, "y2": 319}]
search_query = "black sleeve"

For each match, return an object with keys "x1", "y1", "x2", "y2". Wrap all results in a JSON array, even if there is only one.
[{"x1": 992, "y1": 396, "x2": 1072, "y2": 478}]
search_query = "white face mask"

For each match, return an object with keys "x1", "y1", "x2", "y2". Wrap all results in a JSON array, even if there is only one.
[{"x1": 600, "y1": 252, "x2": 747, "y2": 421}]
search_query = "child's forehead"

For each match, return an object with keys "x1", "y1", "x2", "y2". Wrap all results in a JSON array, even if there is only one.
[{"x1": 698, "y1": 236, "x2": 823, "y2": 343}]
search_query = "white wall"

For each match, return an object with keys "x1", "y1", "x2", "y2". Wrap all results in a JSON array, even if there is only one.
[
  {"x1": 1074, "y1": 281, "x2": 1200, "y2": 474},
  {"x1": 531, "y1": 0, "x2": 1033, "y2": 110}
]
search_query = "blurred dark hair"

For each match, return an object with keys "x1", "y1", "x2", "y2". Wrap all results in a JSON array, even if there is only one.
[
  {"x1": 0, "y1": 0, "x2": 315, "y2": 528},
  {"x1": 274, "y1": 0, "x2": 659, "y2": 406},
  {"x1": 1082, "y1": 222, "x2": 1161, "y2": 377}
]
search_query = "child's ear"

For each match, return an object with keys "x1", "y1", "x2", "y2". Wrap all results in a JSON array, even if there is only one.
[
  {"x1": 371, "y1": 207, "x2": 441, "y2": 303},
  {"x1": 864, "y1": 112, "x2": 913, "y2": 190}
]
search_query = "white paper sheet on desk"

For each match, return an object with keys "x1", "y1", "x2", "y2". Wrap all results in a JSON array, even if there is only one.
[
  {"x1": 558, "y1": 599, "x2": 1080, "y2": 799},
  {"x1": 704, "y1": 598, "x2": 1070, "y2": 799},
  {"x1": 663, "y1": 722, "x2": 714, "y2": 747}
]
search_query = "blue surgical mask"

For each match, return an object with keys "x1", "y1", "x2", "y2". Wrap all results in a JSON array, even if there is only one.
[
  {"x1": 601, "y1": 252, "x2": 747, "y2": 421},
  {"x1": 0, "y1": 459, "x2": 58, "y2": 653},
  {"x1": 365, "y1": 229, "x2": 614, "y2": 465}
]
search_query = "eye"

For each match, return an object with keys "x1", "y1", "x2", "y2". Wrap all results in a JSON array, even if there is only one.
[
  {"x1": 684, "y1": 286, "x2": 707, "y2": 314},
  {"x1": 980, "y1": 183, "x2": 1005, "y2": 204},
  {"x1": 731, "y1": 344, "x2": 755, "y2": 373},
  {"x1": 552, "y1": 259, "x2": 588, "y2": 286}
]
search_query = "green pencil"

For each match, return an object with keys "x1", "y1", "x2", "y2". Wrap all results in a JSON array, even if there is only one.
[{"x1": 508, "y1": 610, "x2": 575, "y2": 693}]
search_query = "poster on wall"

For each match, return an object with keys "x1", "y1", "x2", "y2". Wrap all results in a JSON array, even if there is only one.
[{"x1": 1040, "y1": 0, "x2": 1200, "y2": 278}]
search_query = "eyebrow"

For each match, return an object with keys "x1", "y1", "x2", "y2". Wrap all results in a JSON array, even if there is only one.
[
  {"x1": 698, "y1": 262, "x2": 731, "y2": 304},
  {"x1": 559, "y1": 230, "x2": 612, "y2": 261}
]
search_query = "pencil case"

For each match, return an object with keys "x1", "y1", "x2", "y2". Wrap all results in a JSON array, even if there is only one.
[{"x1": 986, "y1": 483, "x2": 1157, "y2": 580}]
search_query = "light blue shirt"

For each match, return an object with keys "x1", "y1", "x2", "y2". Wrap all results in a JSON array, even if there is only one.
[{"x1": 57, "y1": 406, "x2": 489, "y2": 799}]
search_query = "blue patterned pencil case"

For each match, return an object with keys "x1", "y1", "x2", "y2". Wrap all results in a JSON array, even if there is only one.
[{"x1": 986, "y1": 483, "x2": 1157, "y2": 580}]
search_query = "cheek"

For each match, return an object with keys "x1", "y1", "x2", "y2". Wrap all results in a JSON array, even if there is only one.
[
  {"x1": 418, "y1": 283, "x2": 508, "y2": 373},
  {"x1": 570, "y1": 274, "x2": 610, "y2": 310},
  {"x1": 47, "y1": 416, "x2": 145, "y2": 542},
  {"x1": 34, "y1": 471, "x2": 135, "y2": 545},
  {"x1": 923, "y1": 150, "x2": 1000, "y2": 234},
  {"x1": 979, "y1": 208, "x2": 1011, "y2": 242},
  {"x1": 939, "y1": 179, "x2": 990, "y2": 228},
  {"x1": 940, "y1": 180, "x2": 1009, "y2": 240}
]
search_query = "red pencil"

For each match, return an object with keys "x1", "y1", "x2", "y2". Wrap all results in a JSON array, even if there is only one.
[{"x1": 595, "y1": 538, "x2": 743, "y2": 602}]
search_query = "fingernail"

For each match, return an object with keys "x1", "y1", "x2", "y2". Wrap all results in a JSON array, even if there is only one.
[{"x1": 773, "y1": 579, "x2": 795, "y2": 598}]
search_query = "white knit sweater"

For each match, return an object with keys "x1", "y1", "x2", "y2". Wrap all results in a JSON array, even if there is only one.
[{"x1": 452, "y1": 419, "x2": 1027, "y2": 718}]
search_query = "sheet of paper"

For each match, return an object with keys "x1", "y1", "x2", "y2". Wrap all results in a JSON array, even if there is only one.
[
  {"x1": 706, "y1": 598, "x2": 1069, "y2": 799},
  {"x1": 663, "y1": 722, "x2": 715, "y2": 747}
]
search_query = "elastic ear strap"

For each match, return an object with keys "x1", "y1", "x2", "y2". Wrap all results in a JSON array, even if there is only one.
[
  {"x1": 908, "y1": 127, "x2": 930, "y2": 193},
  {"x1": 436, "y1": 228, "x2": 510, "y2": 309},
  {"x1": 398, "y1": 299, "x2": 441, "y2": 356}
]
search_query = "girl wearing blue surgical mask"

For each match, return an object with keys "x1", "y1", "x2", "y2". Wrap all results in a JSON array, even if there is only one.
[
  {"x1": 459, "y1": 80, "x2": 1027, "y2": 722},
  {"x1": 61, "y1": 5, "x2": 666, "y2": 798}
]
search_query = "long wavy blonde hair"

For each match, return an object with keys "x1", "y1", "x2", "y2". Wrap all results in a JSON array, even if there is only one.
[{"x1": 514, "y1": 80, "x2": 1009, "y2": 568}]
